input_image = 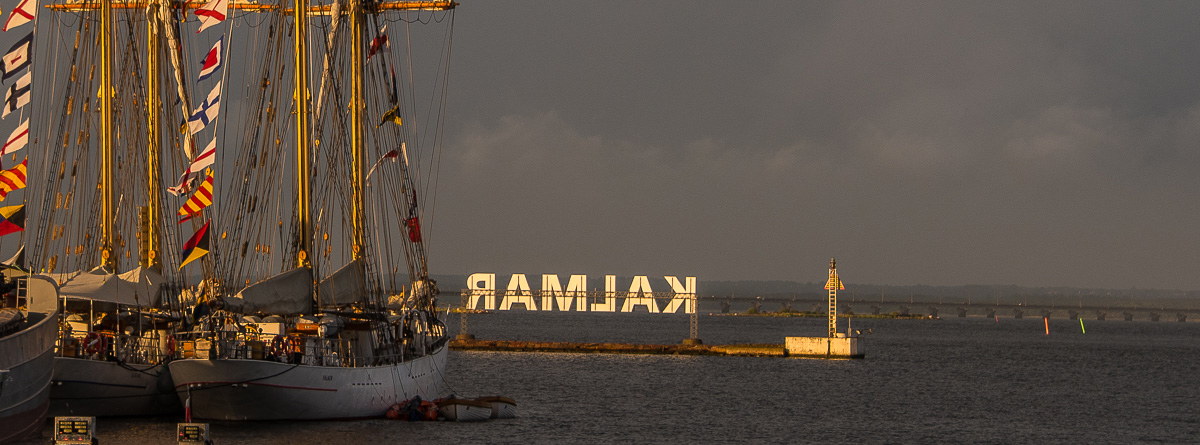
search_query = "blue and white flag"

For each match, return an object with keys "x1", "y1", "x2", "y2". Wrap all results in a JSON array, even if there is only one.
[
  {"x1": 198, "y1": 37, "x2": 222, "y2": 82},
  {"x1": 1, "y1": 32, "x2": 32, "y2": 83},
  {"x1": 2, "y1": 71, "x2": 29, "y2": 118},
  {"x1": 187, "y1": 81, "x2": 220, "y2": 135}
]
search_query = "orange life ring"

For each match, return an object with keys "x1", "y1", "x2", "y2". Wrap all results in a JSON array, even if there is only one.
[
  {"x1": 83, "y1": 332, "x2": 107, "y2": 355},
  {"x1": 288, "y1": 336, "x2": 303, "y2": 354},
  {"x1": 270, "y1": 335, "x2": 288, "y2": 357}
]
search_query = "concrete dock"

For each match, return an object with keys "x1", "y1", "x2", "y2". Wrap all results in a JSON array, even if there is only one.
[{"x1": 784, "y1": 336, "x2": 865, "y2": 359}]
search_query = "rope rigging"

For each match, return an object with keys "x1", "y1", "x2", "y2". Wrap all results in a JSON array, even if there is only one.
[{"x1": 23, "y1": 0, "x2": 456, "y2": 315}]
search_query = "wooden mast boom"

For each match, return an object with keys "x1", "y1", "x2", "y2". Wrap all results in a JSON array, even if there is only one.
[{"x1": 47, "y1": 1, "x2": 457, "y2": 12}]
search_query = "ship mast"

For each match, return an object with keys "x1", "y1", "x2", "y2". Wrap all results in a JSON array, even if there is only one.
[
  {"x1": 45, "y1": 0, "x2": 457, "y2": 283},
  {"x1": 349, "y1": 0, "x2": 365, "y2": 261},
  {"x1": 142, "y1": 1, "x2": 163, "y2": 272},
  {"x1": 99, "y1": 0, "x2": 117, "y2": 272},
  {"x1": 294, "y1": 0, "x2": 313, "y2": 272}
]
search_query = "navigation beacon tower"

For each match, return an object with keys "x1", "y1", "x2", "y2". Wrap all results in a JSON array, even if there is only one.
[
  {"x1": 824, "y1": 258, "x2": 844, "y2": 338},
  {"x1": 782, "y1": 258, "x2": 863, "y2": 358}
]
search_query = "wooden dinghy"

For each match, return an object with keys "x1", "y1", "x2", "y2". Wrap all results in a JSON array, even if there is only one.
[
  {"x1": 474, "y1": 396, "x2": 517, "y2": 419},
  {"x1": 437, "y1": 397, "x2": 492, "y2": 422}
]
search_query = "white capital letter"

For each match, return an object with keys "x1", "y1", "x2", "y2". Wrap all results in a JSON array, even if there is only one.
[
  {"x1": 592, "y1": 275, "x2": 616, "y2": 312},
  {"x1": 500, "y1": 274, "x2": 537, "y2": 311},
  {"x1": 662, "y1": 276, "x2": 697, "y2": 314},
  {"x1": 466, "y1": 273, "x2": 496, "y2": 310},
  {"x1": 565, "y1": 275, "x2": 588, "y2": 311},
  {"x1": 620, "y1": 275, "x2": 660, "y2": 313},
  {"x1": 542, "y1": 274, "x2": 587, "y2": 311},
  {"x1": 541, "y1": 274, "x2": 562, "y2": 310}
]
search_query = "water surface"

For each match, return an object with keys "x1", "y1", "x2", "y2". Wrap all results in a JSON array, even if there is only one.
[{"x1": 18, "y1": 313, "x2": 1200, "y2": 443}]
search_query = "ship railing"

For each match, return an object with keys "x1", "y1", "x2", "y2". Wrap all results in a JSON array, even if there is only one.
[
  {"x1": 57, "y1": 329, "x2": 171, "y2": 364},
  {"x1": 177, "y1": 330, "x2": 367, "y2": 367},
  {"x1": 364, "y1": 336, "x2": 443, "y2": 366},
  {"x1": 174, "y1": 327, "x2": 445, "y2": 367}
]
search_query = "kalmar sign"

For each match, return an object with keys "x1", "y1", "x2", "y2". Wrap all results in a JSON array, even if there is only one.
[{"x1": 465, "y1": 273, "x2": 697, "y2": 314}]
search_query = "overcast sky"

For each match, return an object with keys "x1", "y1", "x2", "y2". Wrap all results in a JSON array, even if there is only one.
[{"x1": 423, "y1": 1, "x2": 1200, "y2": 291}]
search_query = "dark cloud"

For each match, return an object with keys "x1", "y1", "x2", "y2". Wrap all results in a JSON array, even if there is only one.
[{"x1": 430, "y1": 1, "x2": 1200, "y2": 291}]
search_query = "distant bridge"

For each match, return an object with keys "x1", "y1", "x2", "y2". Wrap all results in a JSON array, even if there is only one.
[{"x1": 705, "y1": 296, "x2": 1196, "y2": 322}]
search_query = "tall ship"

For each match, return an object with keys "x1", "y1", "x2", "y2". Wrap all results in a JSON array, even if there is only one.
[
  {"x1": 1, "y1": 0, "x2": 456, "y2": 419},
  {"x1": 161, "y1": 0, "x2": 460, "y2": 420},
  {"x1": 5, "y1": 0, "x2": 198, "y2": 417},
  {"x1": 0, "y1": 270, "x2": 58, "y2": 442}
]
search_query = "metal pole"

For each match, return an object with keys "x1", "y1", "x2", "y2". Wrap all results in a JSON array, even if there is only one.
[
  {"x1": 456, "y1": 290, "x2": 474, "y2": 340},
  {"x1": 460, "y1": 292, "x2": 469, "y2": 336},
  {"x1": 689, "y1": 293, "x2": 698, "y2": 340}
]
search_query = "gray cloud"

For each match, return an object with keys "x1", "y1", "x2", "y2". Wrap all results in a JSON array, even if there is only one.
[{"x1": 429, "y1": 1, "x2": 1200, "y2": 291}]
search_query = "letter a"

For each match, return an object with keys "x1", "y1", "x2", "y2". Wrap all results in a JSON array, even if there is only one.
[
  {"x1": 620, "y1": 276, "x2": 660, "y2": 313},
  {"x1": 500, "y1": 274, "x2": 538, "y2": 310}
]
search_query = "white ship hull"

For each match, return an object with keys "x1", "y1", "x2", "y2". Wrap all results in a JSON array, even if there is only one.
[
  {"x1": 0, "y1": 310, "x2": 56, "y2": 442},
  {"x1": 49, "y1": 357, "x2": 182, "y2": 417},
  {"x1": 168, "y1": 342, "x2": 448, "y2": 420}
]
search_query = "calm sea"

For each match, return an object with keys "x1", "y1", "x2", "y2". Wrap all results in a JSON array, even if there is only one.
[{"x1": 16, "y1": 310, "x2": 1200, "y2": 444}]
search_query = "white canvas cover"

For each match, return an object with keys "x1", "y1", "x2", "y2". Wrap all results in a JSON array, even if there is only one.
[
  {"x1": 51, "y1": 266, "x2": 163, "y2": 306},
  {"x1": 177, "y1": 284, "x2": 202, "y2": 308},
  {"x1": 3, "y1": 245, "x2": 23, "y2": 269},
  {"x1": 385, "y1": 292, "x2": 407, "y2": 310},
  {"x1": 317, "y1": 258, "x2": 367, "y2": 306},
  {"x1": 175, "y1": 279, "x2": 217, "y2": 308},
  {"x1": 225, "y1": 266, "x2": 313, "y2": 315},
  {"x1": 385, "y1": 279, "x2": 435, "y2": 310}
]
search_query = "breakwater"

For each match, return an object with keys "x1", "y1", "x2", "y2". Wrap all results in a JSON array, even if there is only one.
[{"x1": 450, "y1": 338, "x2": 787, "y2": 357}]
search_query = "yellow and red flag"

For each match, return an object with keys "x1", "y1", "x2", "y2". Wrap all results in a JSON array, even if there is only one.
[
  {"x1": 0, "y1": 157, "x2": 26, "y2": 201},
  {"x1": 178, "y1": 174, "x2": 214, "y2": 223}
]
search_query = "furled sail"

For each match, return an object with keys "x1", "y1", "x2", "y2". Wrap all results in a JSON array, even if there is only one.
[
  {"x1": 317, "y1": 258, "x2": 367, "y2": 306},
  {"x1": 155, "y1": 0, "x2": 197, "y2": 159},
  {"x1": 224, "y1": 266, "x2": 314, "y2": 315},
  {"x1": 313, "y1": 0, "x2": 344, "y2": 120},
  {"x1": 51, "y1": 266, "x2": 164, "y2": 306}
]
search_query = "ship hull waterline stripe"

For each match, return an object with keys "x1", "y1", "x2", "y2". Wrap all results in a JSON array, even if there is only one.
[
  {"x1": 175, "y1": 381, "x2": 338, "y2": 392},
  {"x1": 52, "y1": 379, "x2": 149, "y2": 390}
]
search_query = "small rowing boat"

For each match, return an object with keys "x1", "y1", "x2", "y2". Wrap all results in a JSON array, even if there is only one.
[
  {"x1": 475, "y1": 395, "x2": 517, "y2": 419},
  {"x1": 437, "y1": 397, "x2": 492, "y2": 422}
]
